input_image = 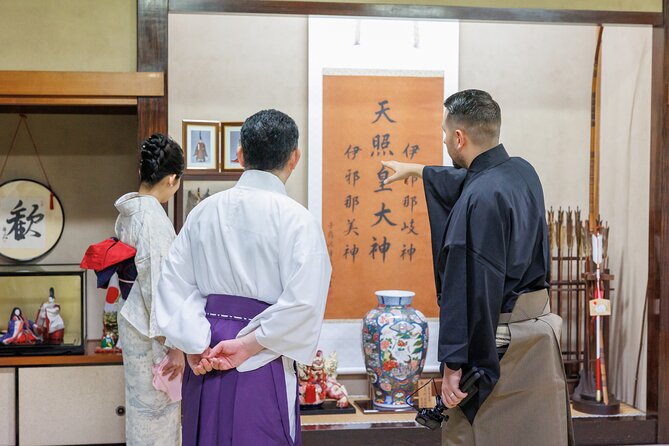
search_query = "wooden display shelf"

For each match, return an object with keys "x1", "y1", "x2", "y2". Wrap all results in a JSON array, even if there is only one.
[
  {"x1": 0, "y1": 70, "x2": 164, "y2": 107},
  {"x1": 0, "y1": 340, "x2": 122, "y2": 367},
  {"x1": 301, "y1": 398, "x2": 656, "y2": 446}
]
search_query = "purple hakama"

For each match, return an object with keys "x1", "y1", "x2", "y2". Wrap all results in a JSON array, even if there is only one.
[{"x1": 182, "y1": 294, "x2": 301, "y2": 446}]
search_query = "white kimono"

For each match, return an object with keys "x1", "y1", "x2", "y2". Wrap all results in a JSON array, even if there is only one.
[
  {"x1": 114, "y1": 192, "x2": 181, "y2": 446},
  {"x1": 155, "y1": 169, "x2": 332, "y2": 437}
]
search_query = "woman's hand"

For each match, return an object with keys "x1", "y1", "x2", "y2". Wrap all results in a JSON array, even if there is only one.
[{"x1": 161, "y1": 348, "x2": 185, "y2": 381}]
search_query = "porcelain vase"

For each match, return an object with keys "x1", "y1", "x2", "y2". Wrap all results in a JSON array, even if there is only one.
[{"x1": 362, "y1": 290, "x2": 428, "y2": 409}]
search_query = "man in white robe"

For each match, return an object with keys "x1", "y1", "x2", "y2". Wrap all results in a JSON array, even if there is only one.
[{"x1": 155, "y1": 109, "x2": 331, "y2": 446}]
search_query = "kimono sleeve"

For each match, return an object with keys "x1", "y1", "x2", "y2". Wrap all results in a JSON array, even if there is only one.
[
  {"x1": 236, "y1": 213, "x2": 331, "y2": 369},
  {"x1": 134, "y1": 221, "x2": 175, "y2": 340},
  {"x1": 438, "y1": 192, "x2": 509, "y2": 367},
  {"x1": 155, "y1": 223, "x2": 209, "y2": 354},
  {"x1": 422, "y1": 166, "x2": 467, "y2": 292}
]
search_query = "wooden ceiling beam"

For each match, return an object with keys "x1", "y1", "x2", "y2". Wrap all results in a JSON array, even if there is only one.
[
  {"x1": 0, "y1": 71, "x2": 164, "y2": 98},
  {"x1": 169, "y1": 0, "x2": 662, "y2": 25}
]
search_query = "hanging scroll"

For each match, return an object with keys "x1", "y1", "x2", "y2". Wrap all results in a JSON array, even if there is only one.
[
  {"x1": 0, "y1": 116, "x2": 63, "y2": 262},
  {"x1": 0, "y1": 179, "x2": 64, "y2": 262},
  {"x1": 322, "y1": 71, "x2": 443, "y2": 318}
]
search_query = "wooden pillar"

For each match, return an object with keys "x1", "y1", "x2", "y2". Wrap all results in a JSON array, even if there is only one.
[
  {"x1": 137, "y1": 0, "x2": 168, "y2": 142},
  {"x1": 647, "y1": 3, "x2": 669, "y2": 441},
  {"x1": 137, "y1": 0, "x2": 170, "y2": 213}
]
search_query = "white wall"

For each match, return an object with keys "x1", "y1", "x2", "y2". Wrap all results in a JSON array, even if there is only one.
[
  {"x1": 460, "y1": 22, "x2": 651, "y2": 408},
  {"x1": 168, "y1": 13, "x2": 651, "y2": 409},
  {"x1": 599, "y1": 26, "x2": 651, "y2": 410},
  {"x1": 168, "y1": 14, "x2": 309, "y2": 204}
]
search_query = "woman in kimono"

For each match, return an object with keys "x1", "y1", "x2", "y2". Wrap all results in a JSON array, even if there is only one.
[{"x1": 115, "y1": 133, "x2": 185, "y2": 446}]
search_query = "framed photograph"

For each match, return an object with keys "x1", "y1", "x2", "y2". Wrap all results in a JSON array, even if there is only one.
[
  {"x1": 221, "y1": 122, "x2": 244, "y2": 173},
  {"x1": 182, "y1": 120, "x2": 220, "y2": 172}
]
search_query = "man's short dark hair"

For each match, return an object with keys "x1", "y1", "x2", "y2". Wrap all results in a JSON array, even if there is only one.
[
  {"x1": 444, "y1": 89, "x2": 501, "y2": 145},
  {"x1": 240, "y1": 109, "x2": 299, "y2": 171}
]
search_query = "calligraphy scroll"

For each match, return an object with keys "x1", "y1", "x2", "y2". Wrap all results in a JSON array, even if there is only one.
[
  {"x1": 322, "y1": 71, "x2": 443, "y2": 318},
  {"x1": 0, "y1": 180, "x2": 64, "y2": 262}
]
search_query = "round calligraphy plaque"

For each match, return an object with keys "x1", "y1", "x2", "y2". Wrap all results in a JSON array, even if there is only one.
[{"x1": 0, "y1": 179, "x2": 64, "y2": 262}]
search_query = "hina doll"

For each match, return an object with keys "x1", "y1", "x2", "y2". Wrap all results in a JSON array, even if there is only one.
[
  {"x1": 35, "y1": 288, "x2": 65, "y2": 344},
  {"x1": 1, "y1": 307, "x2": 39, "y2": 345}
]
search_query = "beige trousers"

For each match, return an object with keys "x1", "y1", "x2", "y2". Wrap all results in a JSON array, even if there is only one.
[{"x1": 442, "y1": 291, "x2": 574, "y2": 446}]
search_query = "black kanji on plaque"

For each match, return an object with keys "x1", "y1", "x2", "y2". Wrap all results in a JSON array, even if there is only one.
[
  {"x1": 4, "y1": 200, "x2": 44, "y2": 241},
  {"x1": 369, "y1": 236, "x2": 391, "y2": 262},
  {"x1": 344, "y1": 244, "x2": 360, "y2": 262},
  {"x1": 403, "y1": 176, "x2": 419, "y2": 188},
  {"x1": 401, "y1": 219, "x2": 419, "y2": 236},
  {"x1": 400, "y1": 243, "x2": 417, "y2": 261},
  {"x1": 402, "y1": 143, "x2": 420, "y2": 160},
  {"x1": 375, "y1": 165, "x2": 392, "y2": 193},
  {"x1": 370, "y1": 134, "x2": 393, "y2": 158},
  {"x1": 372, "y1": 100, "x2": 396, "y2": 124},
  {"x1": 344, "y1": 144, "x2": 362, "y2": 160},
  {"x1": 345, "y1": 195, "x2": 360, "y2": 213},
  {"x1": 345, "y1": 218, "x2": 359, "y2": 236},
  {"x1": 345, "y1": 169, "x2": 361, "y2": 187},
  {"x1": 371, "y1": 202, "x2": 397, "y2": 227},
  {"x1": 403, "y1": 195, "x2": 418, "y2": 213}
]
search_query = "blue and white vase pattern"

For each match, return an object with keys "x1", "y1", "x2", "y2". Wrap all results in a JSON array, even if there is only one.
[{"x1": 362, "y1": 290, "x2": 428, "y2": 409}]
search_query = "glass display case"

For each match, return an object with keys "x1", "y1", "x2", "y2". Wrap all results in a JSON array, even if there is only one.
[{"x1": 0, "y1": 264, "x2": 84, "y2": 355}]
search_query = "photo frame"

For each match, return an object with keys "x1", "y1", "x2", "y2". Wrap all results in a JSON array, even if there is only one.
[
  {"x1": 182, "y1": 120, "x2": 220, "y2": 172},
  {"x1": 182, "y1": 180, "x2": 237, "y2": 224},
  {"x1": 221, "y1": 122, "x2": 244, "y2": 173}
]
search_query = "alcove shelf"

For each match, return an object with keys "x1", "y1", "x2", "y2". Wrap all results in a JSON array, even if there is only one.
[
  {"x1": 0, "y1": 340, "x2": 122, "y2": 367},
  {"x1": 0, "y1": 70, "x2": 164, "y2": 108}
]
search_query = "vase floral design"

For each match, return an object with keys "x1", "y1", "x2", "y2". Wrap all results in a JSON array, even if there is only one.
[{"x1": 362, "y1": 290, "x2": 428, "y2": 409}]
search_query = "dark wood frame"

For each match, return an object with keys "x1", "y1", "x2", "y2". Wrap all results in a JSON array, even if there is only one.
[
  {"x1": 137, "y1": 0, "x2": 669, "y2": 443},
  {"x1": 169, "y1": 1, "x2": 662, "y2": 25},
  {"x1": 647, "y1": 3, "x2": 669, "y2": 441}
]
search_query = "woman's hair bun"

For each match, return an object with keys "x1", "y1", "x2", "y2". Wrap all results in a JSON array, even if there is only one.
[{"x1": 139, "y1": 133, "x2": 185, "y2": 186}]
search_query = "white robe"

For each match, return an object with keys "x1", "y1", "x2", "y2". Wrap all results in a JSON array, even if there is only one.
[{"x1": 155, "y1": 169, "x2": 332, "y2": 438}]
